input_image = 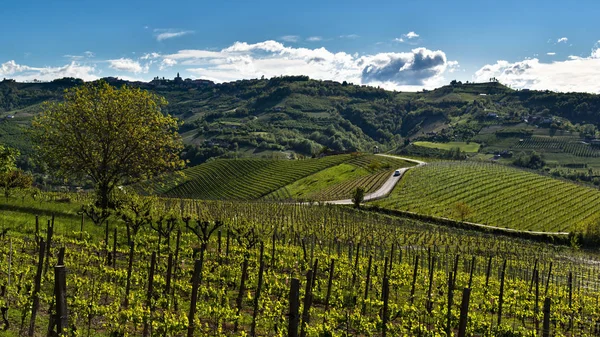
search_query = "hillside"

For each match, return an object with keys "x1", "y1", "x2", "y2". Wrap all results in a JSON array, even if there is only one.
[
  {"x1": 4, "y1": 76, "x2": 600, "y2": 175},
  {"x1": 265, "y1": 154, "x2": 413, "y2": 200},
  {"x1": 375, "y1": 161, "x2": 600, "y2": 232},
  {"x1": 142, "y1": 153, "x2": 418, "y2": 201},
  {"x1": 144, "y1": 154, "x2": 356, "y2": 199}
]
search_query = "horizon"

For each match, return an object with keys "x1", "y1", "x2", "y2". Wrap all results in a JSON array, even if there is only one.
[
  {"x1": 2, "y1": 0, "x2": 600, "y2": 93},
  {"x1": 1, "y1": 73, "x2": 558, "y2": 95}
]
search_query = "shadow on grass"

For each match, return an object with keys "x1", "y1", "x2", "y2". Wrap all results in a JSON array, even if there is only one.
[{"x1": 0, "y1": 202, "x2": 81, "y2": 220}]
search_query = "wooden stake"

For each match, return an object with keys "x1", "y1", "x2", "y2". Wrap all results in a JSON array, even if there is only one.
[
  {"x1": 457, "y1": 288, "x2": 471, "y2": 337},
  {"x1": 288, "y1": 278, "x2": 300, "y2": 337},
  {"x1": 187, "y1": 259, "x2": 202, "y2": 337}
]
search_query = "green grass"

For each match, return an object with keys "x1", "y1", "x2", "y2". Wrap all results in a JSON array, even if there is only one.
[
  {"x1": 0, "y1": 193, "x2": 108, "y2": 239},
  {"x1": 375, "y1": 161, "x2": 600, "y2": 232},
  {"x1": 269, "y1": 163, "x2": 370, "y2": 199},
  {"x1": 413, "y1": 141, "x2": 481, "y2": 153}
]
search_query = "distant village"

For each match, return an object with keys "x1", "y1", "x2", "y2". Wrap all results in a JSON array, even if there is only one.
[{"x1": 103, "y1": 73, "x2": 214, "y2": 89}]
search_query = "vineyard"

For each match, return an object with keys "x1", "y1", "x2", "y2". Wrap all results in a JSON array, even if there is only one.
[
  {"x1": 0, "y1": 196, "x2": 600, "y2": 336},
  {"x1": 376, "y1": 161, "x2": 600, "y2": 232},
  {"x1": 514, "y1": 136, "x2": 600, "y2": 158},
  {"x1": 265, "y1": 155, "x2": 413, "y2": 201},
  {"x1": 143, "y1": 154, "x2": 354, "y2": 200}
]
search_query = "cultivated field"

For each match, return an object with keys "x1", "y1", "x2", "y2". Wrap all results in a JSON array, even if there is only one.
[
  {"x1": 0, "y1": 196, "x2": 599, "y2": 336},
  {"x1": 266, "y1": 155, "x2": 413, "y2": 201},
  {"x1": 144, "y1": 155, "x2": 354, "y2": 199},
  {"x1": 375, "y1": 161, "x2": 600, "y2": 232},
  {"x1": 413, "y1": 141, "x2": 481, "y2": 153}
]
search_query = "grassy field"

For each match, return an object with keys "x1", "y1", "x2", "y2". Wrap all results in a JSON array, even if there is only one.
[
  {"x1": 266, "y1": 155, "x2": 414, "y2": 201},
  {"x1": 413, "y1": 141, "x2": 481, "y2": 153},
  {"x1": 268, "y1": 163, "x2": 370, "y2": 199},
  {"x1": 375, "y1": 161, "x2": 600, "y2": 232}
]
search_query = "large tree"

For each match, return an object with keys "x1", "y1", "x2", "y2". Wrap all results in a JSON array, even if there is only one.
[
  {"x1": 0, "y1": 144, "x2": 18, "y2": 174},
  {"x1": 1, "y1": 169, "x2": 33, "y2": 199},
  {"x1": 31, "y1": 81, "x2": 185, "y2": 209},
  {"x1": 0, "y1": 144, "x2": 31, "y2": 199}
]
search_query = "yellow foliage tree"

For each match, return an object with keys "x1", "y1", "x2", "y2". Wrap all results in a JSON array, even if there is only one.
[
  {"x1": 31, "y1": 81, "x2": 185, "y2": 209},
  {"x1": 455, "y1": 202, "x2": 472, "y2": 221}
]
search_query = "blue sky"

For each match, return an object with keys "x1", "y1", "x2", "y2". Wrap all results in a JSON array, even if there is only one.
[{"x1": 2, "y1": 0, "x2": 600, "y2": 92}]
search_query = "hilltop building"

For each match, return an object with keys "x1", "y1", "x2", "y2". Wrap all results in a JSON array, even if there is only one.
[{"x1": 149, "y1": 74, "x2": 213, "y2": 88}]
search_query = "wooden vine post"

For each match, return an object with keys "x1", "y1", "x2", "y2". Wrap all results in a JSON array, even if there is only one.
[
  {"x1": 28, "y1": 239, "x2": 45, "y2": 337},
  {"x1": 362, "y1": 255, "x2": 372, "y2": 315},
  {"x1": 142, "y1": 252, "x2": 156, "y2": 337},
  {"x1": 288, "y1": 278, "x2": 300, "y2": 337},
  {"x1": 446, "y1": 272, "x2": 454, "y2": 337},
  {"x1": 457, "y1": 288, "x2": 471, "y2": 337},
  {"x1": 381, "y1": 276, "x2": 390, "y2": 337},
  {"x1": 187, "y1": 259, "x2": 202, "y2": 337},
  {"x1": 498, "y1": 259, "x2": 507, "y2": 326},
  {"x1": 300, "y1": 270, "x2": 313, "y2": 337},
  {"x1": 251, "y1": 244, "x2": 265, "y2": 337},
  {"x1": 410, "y1": 255, "x2": 419, "y2": 304},
  {"x1": 542, "y1": 297, "x2": 551, "y2": 337},
  {"x1": 54, "y1": 265, "x2": 68, "y2": 336},
  {"x1": 324, "y1": 259, "x2": 335, "y2": 315}
]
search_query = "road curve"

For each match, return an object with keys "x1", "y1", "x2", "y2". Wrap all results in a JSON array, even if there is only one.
[
  {"x1": 322, "y1": 155, "x2": 570, "y2": 237},
  {"x1": 325, "y1": 154, "x2": 425, "y2": 205}
]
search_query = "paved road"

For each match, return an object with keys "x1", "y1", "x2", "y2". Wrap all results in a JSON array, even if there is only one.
[
  {"x1": 323, "y1": 155, "x2": 570, "y2": 236},
  {"x1": 326, "y1": 154, "x2": 425, "y2": 205}
]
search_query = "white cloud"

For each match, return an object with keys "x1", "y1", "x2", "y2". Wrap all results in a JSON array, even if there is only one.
[
  {"x1": 340, "y1": 34, "x2": 359, "y2": 39},
  {"x1": 108, "y1": 58, "x2": 148, "y2": 73},
  {"x1": 447, "y1": 60, "x2": 460, "y2": 73},
  {"x1": 141, "y1": 52, "x2": 161, "y2": 60},
  {"x1": 154, "y1": 29, "x2": 194, "y2": 41},
  {"x1": 159, "y1": 58, "x2": 177, "y2": 70},
  {"x1": 547, "y1": 52, "x2": 556, "y2": 56},
  {"x1": 474, "y1": 47, "x2": 600, "y2": 93},
  {"x1": 63, "y1": 51, "x2": 95, "y2": 61},
  {"x1": 0, "y1": 60, "x2": 97, "y2": 81},
  {"x1": 557, "y1": 37, "x2": 568, "y2": 43},
  {"x1": 307, "y1": 36, "x2": 322, "y2": 42},
  {"x1": 162, "y1": 40, "x2": 453, "y2": 91},
  {"x1": 280, "y1": 35, "x2": 299, "y2": 42},
  {"x1": 395, "y1": 31, "x2": 420, "y2": 43},
  {"x1": 405, "y1": 31, "x2": 419, "y2": 39},
  {"x1": 1, "y1": 60, "x2": 31, "y2": 75}
]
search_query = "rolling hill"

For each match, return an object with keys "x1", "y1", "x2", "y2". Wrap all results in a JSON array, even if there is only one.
[
  {"x1": 374, "y1": 161, "x2": 600, "y2": 232},
  {"x1": 3, "y1": 76, "x2": 600, "y2": 176},
  {"x1": 142, "y1": 154, "x2": 355, "y2": 199},
  {"x1": 141, "y1": 153, "x2": 416, "y2": 201},
  {"x1": 265, "y1": 154, "x2": 414, "y2": 201}
]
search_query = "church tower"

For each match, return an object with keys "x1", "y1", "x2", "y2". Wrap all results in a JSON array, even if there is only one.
[{"x1": 174, "y1": 72, "x2": 183, "y2": 83}]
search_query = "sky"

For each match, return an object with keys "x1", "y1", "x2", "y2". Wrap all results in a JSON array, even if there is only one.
[{"x1": 1, "y1": 0, "x2": 600, "y2": 93}]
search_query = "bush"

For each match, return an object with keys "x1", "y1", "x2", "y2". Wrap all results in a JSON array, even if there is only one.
[{"x1": 352, "y1": 187, "x2": 365, "y2": 209}]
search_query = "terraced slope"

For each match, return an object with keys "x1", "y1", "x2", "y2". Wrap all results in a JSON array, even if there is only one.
[
  {"x1": 375, "y1": 161, "x2": 600, "y2": 232},
  {"x1": 266, "y1": 155, "x2": 414, "y2": 201},
  {"x1": 151, "y1": 154, "x2": 353, "y2": 200}
]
